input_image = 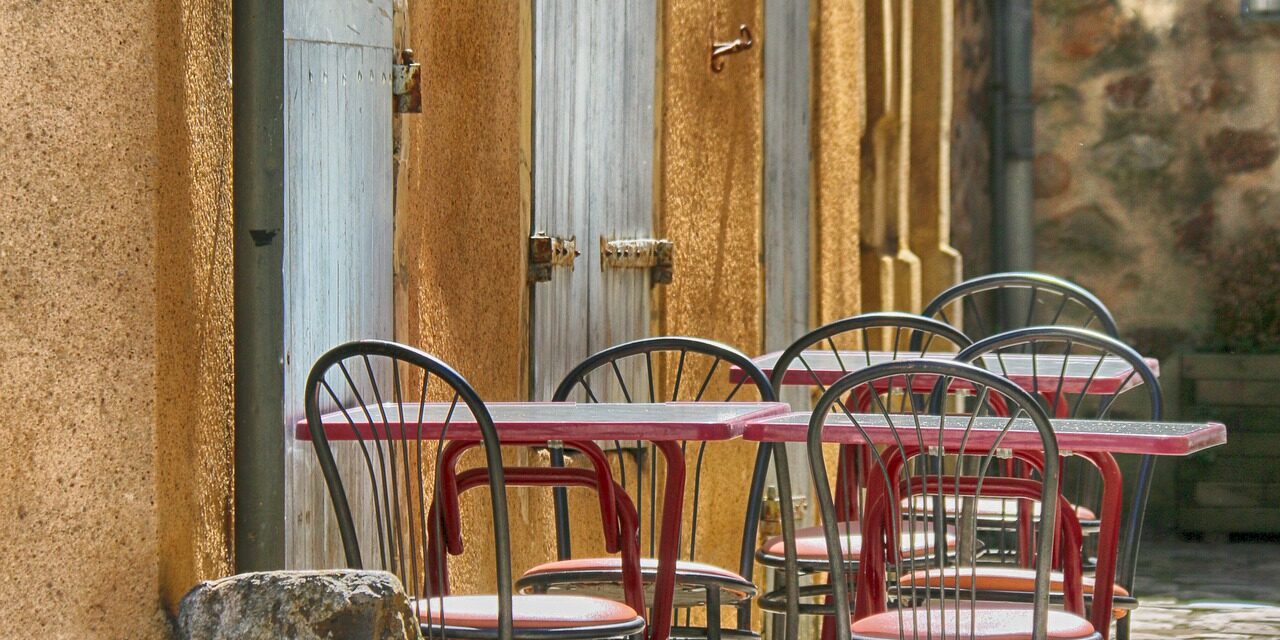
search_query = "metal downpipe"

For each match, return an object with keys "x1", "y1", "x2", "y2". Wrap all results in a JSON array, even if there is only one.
[{"x1": 232, "y1": 0, "x2": 286, "y2": 571}]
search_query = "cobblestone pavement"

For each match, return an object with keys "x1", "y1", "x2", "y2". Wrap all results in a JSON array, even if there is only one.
[{"x1": 1126, "y1": 539, "x2": 1280, "y2": 639}]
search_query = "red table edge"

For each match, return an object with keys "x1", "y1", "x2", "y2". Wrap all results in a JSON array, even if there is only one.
[
  {"x1": 294, "y1": 401, "x2": 791, "y2": 442},
  {"x1": 740, "y1": 414, "x2": 1226, "y2": 457},
  {"x1": 729, "y1": 351, "x2": 1162, "y2": 389}
]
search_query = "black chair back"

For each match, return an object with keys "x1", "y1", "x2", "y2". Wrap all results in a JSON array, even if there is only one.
[
  {"x1": 806, "y1": 359, "x2": 1072, "y2": 640},
  {"x1": 550, "y1": 336, "x2": 775, "y2": 630},
  {"x1": 922, "y1": 272, "x2": 1119, "y2": 341},
  {"x1": 305, "y1": 339, "x2": 515, "y2": 640}
]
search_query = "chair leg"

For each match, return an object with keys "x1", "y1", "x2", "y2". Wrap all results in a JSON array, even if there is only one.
[
  {"x1": 706, "y1": 585, "x2": 722, "y2": 640},
  {"x1": 1115, "y1": 612, "x2": 1130, "y2": 640}
]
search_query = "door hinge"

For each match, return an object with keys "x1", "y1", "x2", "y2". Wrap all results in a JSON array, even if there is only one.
[
  {"x1": 393, "y1": 49, "x2": 422, "y2": 114},
  {"x1": 600, "y1": 237, "x2": 674, "y2": 285},
  {"x1": 528, "y1": 232, "x2": 580, "y2": 283}
]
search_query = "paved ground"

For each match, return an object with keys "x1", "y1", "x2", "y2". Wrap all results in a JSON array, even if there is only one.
[{"x1": 1126, "y1": 538, "x2": 1280, "y2": 639}]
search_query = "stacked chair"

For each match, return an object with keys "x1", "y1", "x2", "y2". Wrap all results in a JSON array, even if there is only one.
[
  {"x1": 751, "y1": 313, "x2": 972, "y2": 635},
  {"x1": 301, "y1": 271, "x2": 1159, "y2": 640},
  {"x1": 955, "y1": 327, "x2": 1161, "y2": 639},
  {"x1": 803, "y1": 359, "x2": 1101, "y2": 640}
]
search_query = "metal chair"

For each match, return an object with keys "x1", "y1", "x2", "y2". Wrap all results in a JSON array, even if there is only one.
[
  {"x1": 516, "y1": 337, "x2": 777, "y2": 640},
  {"x1": 803, "y1": 360, "x2": 1100, "y2": 640},
  {"x1": 955, "y1": 327, "x2": 1162, "y2": 639},
  {"x1": 305, "y1": 340, "x2": 646, "y2": 640},
  {"x1": 752, "y1": 313, "x2": 973, "y2": 630},
  {"x1": 921, "y1": 272, "x2": 1119, "y2": 342}
]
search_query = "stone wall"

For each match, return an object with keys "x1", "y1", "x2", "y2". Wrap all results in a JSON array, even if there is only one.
[{"x1": 1030, "y1": 0, "x2": 1280, "y2": 355}]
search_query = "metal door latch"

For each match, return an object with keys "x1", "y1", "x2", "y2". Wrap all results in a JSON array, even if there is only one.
[
  {"x1": 710, "y1": 24, "x2": 753, "y2": 73},
  {"x1": 600, "y1": 237, "x2": 674, "y2": 285},
  {"x1": 528, "y1": 232, "x2": 579, "y2": 283},
  {"x1": 393, "y1": 49, "x2": 422, "y2": 113}
]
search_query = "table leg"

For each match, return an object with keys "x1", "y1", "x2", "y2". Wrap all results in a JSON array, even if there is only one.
[{"x1": 651, "y1": 440, "x2": 687, "y2": 640}]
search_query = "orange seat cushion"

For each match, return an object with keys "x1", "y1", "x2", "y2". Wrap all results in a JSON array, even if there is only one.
[
  {"x1": 760, "y1": 521, "x2": 956, "y2": 562},
  {"x1": 415, "y1": 594, "x2": 643, "y2": 630},
  {"x1": 851, "y1": 603, "x2": 1096, "y2": 640},
  {"x1": 898, "y1": 567, "x2": 1129, "y2": 597},
  {"x1": 522, "y1": 556, "x2": 748, "y2": 584}
]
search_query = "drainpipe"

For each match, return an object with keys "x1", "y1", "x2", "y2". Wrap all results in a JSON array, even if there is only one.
[
  {"x1": 233, "y1": 0, "x2": 286, "y2": 571},
  {"x1": 991, "y1": 0, "x2": 1035, "y2": 324}
]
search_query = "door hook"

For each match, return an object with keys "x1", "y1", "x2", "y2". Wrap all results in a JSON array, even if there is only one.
[{"x1": 710, "y1": 24, "x2": 753, "y2": 73}]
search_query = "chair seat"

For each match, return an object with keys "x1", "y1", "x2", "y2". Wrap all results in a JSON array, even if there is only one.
[
  {"x1": 851, "y1": 603, "x2": 1098, "y2": 640},
  {"x1": 904, "y1": 496, "x2": 1096, "y2": 522},
  {"x1": 898, "y1": 566, "x2": 1136, "y2": 619},
  {"x1": 517, "y1": 557, "x2": 756, "y2": 607},
  {"x1": 757, "y1": 521, "x2": 957, "y2": 569},
  {"x1": 416, "y1": 594, "x2": 645, "y2": 639},
  {"x1": 898, "y1": 566, "x2": 1129, "y2": 598}
]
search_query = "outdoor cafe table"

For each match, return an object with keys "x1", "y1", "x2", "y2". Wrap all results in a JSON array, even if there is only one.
[
  {"x1": 733, "y1": 351, "x2": 1161, "y2": 396},
  {"x1": 743, "y1": 412, "x2": 1226, "y2": 636},
  {"x1": 299, "y1": 400, "x2": 790, "y2": 640}
]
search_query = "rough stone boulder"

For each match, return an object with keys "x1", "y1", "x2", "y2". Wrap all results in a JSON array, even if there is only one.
[{"x1": 178, "y1": 570, "x2": 418, "y2": 640}]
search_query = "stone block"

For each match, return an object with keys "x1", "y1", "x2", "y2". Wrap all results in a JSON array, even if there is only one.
[{"x1": 178, "y1": 570, "x2": 418, "y2": 640}]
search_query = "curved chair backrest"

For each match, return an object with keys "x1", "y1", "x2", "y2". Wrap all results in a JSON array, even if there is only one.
[
  {"x1": 771, "y1": 312, "x2": 973, "y2": 394},
  {"x1": 806, "y1": 360, "x2": 1070, "y2": 640},
  {"x1": 922, "y1": 272, "x2": 1120, "y2": 342},
  {"x1": 551, "y1": 336, "x2": 775, "y2": 626},
  {"x1": 305, "y1": 340, "x2": 514, "y2": 640},
  {"x1": 956, "y1": 326, "x2": 1162, "y2": 592}
]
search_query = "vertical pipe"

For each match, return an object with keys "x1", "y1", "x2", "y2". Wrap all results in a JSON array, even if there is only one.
[
  {"x1": 1003, "y1": 0, "x2": 1035, "y2": 274},
  {"x1": 991, "y1": 0, "x2": 1035, "y2": 327},
  {"x1": 233, "y1": 0, "x2": 286, "y2": 571}
]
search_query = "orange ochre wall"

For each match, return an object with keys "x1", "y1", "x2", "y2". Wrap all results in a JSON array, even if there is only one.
[{"x1": 0, "y1": 0, "x2": 235, "y2": 636}]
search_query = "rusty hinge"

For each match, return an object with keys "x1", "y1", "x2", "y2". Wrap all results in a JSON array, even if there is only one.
[
  {"x1": 528, "y1": 232, "x2": 579, "y2": 283},
  {"x1": 600, "y1": 237, "x2": 674, "y2": 285},
  {"x1": 393, "y1": 49, "x2": 422, "y2": 113}
]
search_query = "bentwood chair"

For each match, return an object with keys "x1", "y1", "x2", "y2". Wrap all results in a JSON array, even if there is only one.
[
  {"x1": 921, "y1": 273, "x2": 1119, "y2": 342},
  {"x1": 752, "y1": 313, "x2": 972, "y2": 625},
  {"x1": 956, "y1": 327, "x2": 1162, "y2": 639},
  {"x1": 804, "y1": 360, "x2": 1100, "y2": 640},
  {"x1": 305, "y1": 340, "x2": 646, "y2": 640},
  {"x1": 517, "y1": 337, "x2": 777, "y2": 640}
]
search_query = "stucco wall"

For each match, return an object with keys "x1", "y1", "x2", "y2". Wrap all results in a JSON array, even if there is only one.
[
  {"x1": 909, "y1": 2, "x2": 964, "y2": 303},
  {"x1": 0, "y1": 0, "x2": 233, "y2": 635},
  {"x1": 814, "y1": 0, "x2": 866, "y2": 323},
  {"x1": 397, "y1": 1, "x2": 560, "y2": 592},
  {"x1": 657, "y1": 0, "x2": 766, "y2": 584},
  {"x1": 155, "y1": 0, "x2": 236, "y2": 610},
  {"x1": 1030, "y1": 0, "x2": 1280, "y2": 355}
]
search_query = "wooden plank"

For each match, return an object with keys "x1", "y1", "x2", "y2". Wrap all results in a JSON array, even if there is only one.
[
  {"x1": 530, "y1": 0, "x2": 657, "y2": 400},
  {"x1": 763, "y1": 0, "x2": 810, "y2": 354},
  {"x1": 1195, "y1": 380, "x2": 1280, "y2": 407},
  {"x1": 1191, "y1": 481, "x2": 1280, "y2": 509},
  {"x1": 1182, "y1": 353, "x2": 1280, "y2": 381},
  {"x1": 285, "y1": 0, "x2": 392, "y2": 47},
  {"x1": 1178, "y1": 507, "x2": 1280, "y2": 533},
  {"x1": 282, "y1": 0, "x2": 395, "y2": 570},
  {"x1": 763, "y1": 0, "x2": 815, "y2": 515},
  {"x1": 1180, "y1": 405, "x2": 1280, "y2": 431},
  {"x1": 1201, "y1": 431, "x2": 1280, "y2": 453},
  {"x1": 1184, "y1": 457, "x2": 1280, "y2": 483}
]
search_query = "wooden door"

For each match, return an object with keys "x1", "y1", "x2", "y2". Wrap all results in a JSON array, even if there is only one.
[
  {"x1": 282, "y1": 0, "x2": 395, "y2": 569},
  {"x1": 530, "y1": 1, "x2": 658, "y2": 398}
]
